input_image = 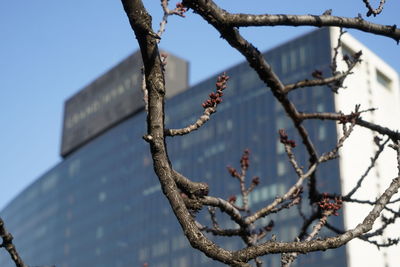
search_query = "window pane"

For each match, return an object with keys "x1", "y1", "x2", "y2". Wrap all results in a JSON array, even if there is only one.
[{"x1": 376, "y1": 69, "x2": 392, "y2": 90}]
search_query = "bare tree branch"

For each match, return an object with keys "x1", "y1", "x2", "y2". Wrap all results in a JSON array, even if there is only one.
[
  {"x1": 121, "y1": 2, "x2": 252, "y2": 266},
  {"x1": 345, "y1": 137, "x2": 390, "y2": 198},
  {"x1": 0, "y1": 218, "x2": 27, "y2": 267},
  {"x1": 282, "y1": 211, "x2": 333, "y2": 267},
  {"x1": 183, "y1": 0, "x2": 320, "y2": 165},
  {"x1": 122, "y1": 0, "x2": 400, "y2": 266},
  {"x1": 233, "y1": 175, "x2": 400, "y2": 261},
  {"x1": 362, "y1": 0, "x2": 386, "y2": 17},
  {"x1": 245, "y1": 164, "x2": 317, "y2": 225},
  {"x1": 165, "y1": 73, "x2": 229, "y2": 136},
  {"x1": 298, "y1": 112, "x2": 400, "y2": 141},
  {"x1": 183, "y1": 0, "x2": 399, "y2": 42}
]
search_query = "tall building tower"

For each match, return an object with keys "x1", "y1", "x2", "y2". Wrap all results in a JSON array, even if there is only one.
[
  {"x1": 0, "y1": 28, "x2": 398, "y2": 267},
  {"x1": 330, "y1": 27, "x2": 400, "y2": 267}
]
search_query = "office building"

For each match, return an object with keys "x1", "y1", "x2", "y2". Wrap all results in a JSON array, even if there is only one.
[{"x1": 0, "y1": 28, "x2": 399, "y2": 267}]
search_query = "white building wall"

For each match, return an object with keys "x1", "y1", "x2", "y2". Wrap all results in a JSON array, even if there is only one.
[{"x1": 330, "y1": 27, "x2": 400, "y2": 267}]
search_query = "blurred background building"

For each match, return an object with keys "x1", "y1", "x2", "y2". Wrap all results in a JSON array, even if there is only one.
[{"x1": 0, "y1": 28, "x2": 399, "y2": 267}]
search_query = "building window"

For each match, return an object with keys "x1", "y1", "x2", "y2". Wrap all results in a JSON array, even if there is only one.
[
  {"x1": 177, "y1": 256, "x2": 189, "y2": 267},
  {"x1": 290, "y1": 48, "x2": 297, "y2": 71},
  {"x1": 174, "y1": 159, "x2": 183, "y2": 171},
  {"x1": 217, "y1": 119, "x2": 233, "y2": 135},
  {"x1": 277, "y1": 183, "x2": 286, "y2": 195},
  {"x1": 152, "y1": 240, "x2": 169, "y2": 257},
  {"x1": 277, "y1": 161, "x2": 287, "y2": 176},
  {"x1": 276, "y1": 140, "x2": 285, "y2": 155},
  {"x1": 64, "y1": 244, "x2": 70, "y2": 256},
  {"x1": 376, "y1": 69, "x2": 392, "y2": 90},
  {"x1": 26, "y1": 187, "x2": 39, "y2": 202},
  {"x1": 226, "y1": 119, "x2": 233, "y2": 130},
  {"x1": 299, "y1": 45, "x2": 307, "y2": 66},
  {"x1": 276, "y1": 116, "x2": 289, "y2": 130},
  {"x1": 236, "y1": 195, "x2": 243, "y2": 207},
  {"x1": 98, "y1": 192, "x2": 107, "y2": 202},
  {"x1": 138, "y1": 247, "x2": 149, "y2": 261},
  {"x1": 34, "y1": 225, "x2": 47, "y2": 239},
  {"x1": 65, "y1": 228, "x2": 71, "y2": 238},
  {"x1": 241, "y1": 69, "x2": 258, "y2": 88},
  {"x1": 322, "y1": 249, "x2": 334, "y2": 260},
  {"x1": 269, "y1": 184, "x2": 278, "y2": 197},
  {"x1": 143, "y1": 156, "x2": 151, "y2": 167},
  {"x1": 270, "y1": 255, "x2": 280, "y2": 266},
  {"x1": 42, "y1": 173, "x2": 58, "y2": 192},
  {"x1": 316, "y1": 103, "x2": 324, "y2": 112},
  {"x1": 66, "y1": 210, "x2": 73, "y2": 220},
  {"x1": 260, "y1": 186, "x2": 270, "y2": 201},
  {"x1": 68, "y1": 159, "x2": 81, "y2": 178},
  {"x1": 251, "y1": 188, "x2": 260, "y2": 204},
  {"x1": 203, "y1": 142, "x2": 226, "y2": 159},
  {"x1": 172, "y1": 235, "x2": 188, "y2": 251},
  {"x1": 313, "y1": 86, "x2": 324, "y2": 98},
  {"x1": 281, "y1": 53, "x2": 288, "y2": 74},
  {"x1": 318, "y1": 125, "x2": 326, "y2": 141},
  {"x1": 289, "y1": 226, "x2": 298, "y2": 241},
  {"x1": 279, "y1": 226, "x2": 290, "y2": 241},
  {"x1": 96, "y1": 226, "x2": 104, "y2": 239}
]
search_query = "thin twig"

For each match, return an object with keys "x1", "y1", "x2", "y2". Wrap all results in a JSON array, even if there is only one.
[
  {"x1": 362, "y1": 0, "x2": 386, "y2": 17},
  {"x1": 345, "y1": 137, "x2": 390, "y2": 198},
  {"x1": 0, "y1": 218, "x2": 28, "y2": 267},
  {"x1": 282, "y1": 211, "x2": 332, "y2": 267}
]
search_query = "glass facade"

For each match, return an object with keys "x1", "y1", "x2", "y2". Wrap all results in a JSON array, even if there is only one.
[{"x1": 0, "y1": 28, "x2": 346, "y2": 267}]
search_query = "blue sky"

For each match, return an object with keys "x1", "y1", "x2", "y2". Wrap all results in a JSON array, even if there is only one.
[{"x1": 0, "y1": 0, "x2": 399, "y2": 210}]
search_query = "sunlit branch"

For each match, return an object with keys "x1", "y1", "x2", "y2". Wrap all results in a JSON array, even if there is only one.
[
  {"x1": 245, "y1": 164, "x2": 317, "y2": 224},
  {"x1": 362, "y1": 0, "x2": 386, "y2": 17},
  {"x1": 0, "y1": 218, "x2": 27, "y2": 267}
]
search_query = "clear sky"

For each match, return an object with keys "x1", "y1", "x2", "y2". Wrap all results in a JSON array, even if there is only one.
[{"x1": 0, "y1": 0, "x2": 399, "y2": 210}]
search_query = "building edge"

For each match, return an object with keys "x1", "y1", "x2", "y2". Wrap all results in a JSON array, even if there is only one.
[{"x1": 330, "y1": 27, "x2": 400, "y2": 267}]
